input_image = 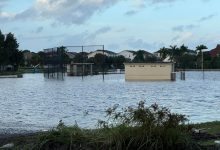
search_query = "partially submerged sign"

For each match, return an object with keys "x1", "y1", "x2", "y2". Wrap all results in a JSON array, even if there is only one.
[{"x1": 124, "y1": 63, "x2": 174, "y2": 81}]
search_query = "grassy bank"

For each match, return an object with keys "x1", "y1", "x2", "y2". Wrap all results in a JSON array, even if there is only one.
[
  {"x1": 0, "y1": 71, "x2": 23, "y2": 76},
  {"x1": 1, "y1": 101, "x2": 220, "y2": 150},
  {"x1": 0, "y1": 71, "x2": 23, "y2": 78},
  {"x1": 18, "y1": 67, "x2": 44, "y2": 73}
]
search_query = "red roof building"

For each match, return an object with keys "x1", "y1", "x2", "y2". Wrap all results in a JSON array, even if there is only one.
[{"x1": 209, "y1": 44, "x2": 220, "y2": 57}]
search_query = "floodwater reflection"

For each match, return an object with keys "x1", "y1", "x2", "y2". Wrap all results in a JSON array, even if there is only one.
[{"x1": 0, "y1": 71, "x2": 220, "y2": 133}]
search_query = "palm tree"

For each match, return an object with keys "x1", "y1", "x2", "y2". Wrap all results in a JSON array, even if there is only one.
[
  {"x1": 168, "y1": 45, "x2": 178, "y2": 62},
  {"x1": 196, "y1": 45, "x2": 207, "y2": 55},
  {"x1": 179, "y1": 44, "x2": 188, "y2": 55},
  {"x1": 158, "y1": 47, "x2": 169, "y2": 60},
  {"x1": 196, "y1": 44, "x2": 208, "y2": 71},
  {"x1": 133, "y1": 50, "x2": 145, "y2": 63}
]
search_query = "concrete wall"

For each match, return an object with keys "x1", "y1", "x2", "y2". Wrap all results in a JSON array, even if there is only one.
[
  {"x1": 124, "y1": 63, "x2": 173, "y2": 81},
  {"x1": 67, "y1": 64, "x2": 78, "y2": 76}
]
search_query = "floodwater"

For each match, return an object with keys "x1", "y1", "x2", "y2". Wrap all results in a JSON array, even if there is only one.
[{"x1": 0, "y1": 72, "x2": 220, "y2": 133}]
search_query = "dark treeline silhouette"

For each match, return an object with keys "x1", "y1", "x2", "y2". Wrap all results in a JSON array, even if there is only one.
[
  {"x1": 0, "y1": 30, "x2": 23, "y2": 71},
  {"x1": 26, "y1": 45, "x2": 220, "y2": 72},
  {"x1": 2, "y1": 29, "x2": 220, "y2": 73},
  {"x1": 157, "y1": 44, "x2": 220, "y2": 69}
]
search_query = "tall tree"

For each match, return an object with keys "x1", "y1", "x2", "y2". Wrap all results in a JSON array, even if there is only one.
[
  {"x1": 0, "y1": 30, "x2": 4, "y2": 48},
  {"x1": 196, "y1": 44, "x2": 208, "y2": 69},
  {"x1": 94, "y1": 53, "x2": 106, "y2": 71},
  {"x1": 0, "y1": 30, "x2": 5, "y2": 67},
  {"x1": 38, "y1": 51, "x2": 46, "y2": 65},
  {"x1": 196, "y1": 45, "x2": 207, "y2": 54},
  {"x1": 57, "y1": 46, "x2": 69, "y2": 64},
  {"x1": 133, "y1": 50, "x2": 145, "y2": 63},
  {"x1": 179, "y1": 44, "x2": 188, "y2": 55},
  {"x1": 168, "y1": 45, "x2": 178, "y2": 62},
  {"x1": 113, "y1": 56, "x2": 126, "y2": 69},
  {"x1": 3, "y1": 32, "x2": 22, "y2": 71},
  {"x1": 157, "y1": 47, "x2": 169, "y2": 60}
]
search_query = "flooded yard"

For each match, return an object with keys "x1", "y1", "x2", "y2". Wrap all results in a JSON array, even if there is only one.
[{"x1": 0, "y1": 72, "x2": 220, "y2": 133}]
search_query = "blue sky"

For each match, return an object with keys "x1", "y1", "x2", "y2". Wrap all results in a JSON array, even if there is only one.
[{"x1": 0, "y1": 0, "x2": 219, "y2": 52}]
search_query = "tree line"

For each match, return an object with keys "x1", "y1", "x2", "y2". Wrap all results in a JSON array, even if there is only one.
[
  {"x1": 0, "y1": 30, "x2": 23, "y2": 71},
  {"x1": 157, "y1": 44, "x2": 220, "y2": 69},
  {"x1": 1, "y1": 29, "x2": 220, "y2": 72},
  {"x1": 37, "y1": 45, "x2": 220, "y2": 71}
]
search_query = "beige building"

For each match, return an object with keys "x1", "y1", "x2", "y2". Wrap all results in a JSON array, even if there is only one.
[{"x1": 124, "y1": 63, "x2": 174, "y2": 81}]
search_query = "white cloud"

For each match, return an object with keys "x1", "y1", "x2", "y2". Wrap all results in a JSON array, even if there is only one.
[
  {"x1": 86, "y1": 26, "x2": 111, "y2": 40},
  {"x1": 0, "y1": 0, "x2": 121, "y2": 25},
  {"x1": 0, "y1": 12, "x2": 15, "y2": 18},
  {"x1": 198, "y1": 13, "x2": 216, "y2": 22},
  {"x1": 126, "y1": 37, "x2": 163, "y2": 51},
  {"x1": 172, "y1": 24, "x2": 198, "y2": 32},
  {"x1": 172, "y1": 32, "x2": 194, "y2": 45},
  {"x1": 125, "y1": 10, "x2": 138, "y2": 16},
  {"x1": 0, "y1": 0, "x2": 8, "y2": 8},
  {"x1": 0, "y1": 0, "x2": 211, "y2": 24},
  {"x1": 132, "y1": 0, "x2": 146, "y2": 8}
]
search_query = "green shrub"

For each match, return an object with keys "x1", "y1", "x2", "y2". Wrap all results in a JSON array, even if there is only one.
[
  {"x1": 98, "y1": 101, "x2": 199, "y2": 150},
  {"x1": 36, "y1": 101, "x2": 200, "y2": 150}
]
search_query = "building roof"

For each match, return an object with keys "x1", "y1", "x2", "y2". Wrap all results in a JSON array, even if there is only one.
[
  {"x1": 124, "y1": 62, "x2": 173, "y2": 65},
  {"x1": 209, "y1": 44, "x2": 220, "y2": 57},
  {"x1": 95, "y1": 50, "x2": 116, "y2": 54},
  {"x1": 118, "y1": 50, "x2": 136, "y2": 54},
  {"x1": 185, "y1": 49, "x2": 197, "y2": 55},
  {"x1": 66, "y1": 52, "x2": 77, "y2": 59},
  {"x1": 137, "y1": 50, "x2": 154, "y2": 57}
]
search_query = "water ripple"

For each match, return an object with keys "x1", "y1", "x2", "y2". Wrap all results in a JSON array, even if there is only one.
[{"x1": 0, "y1": 72, "x2": 220, "y2": 132}]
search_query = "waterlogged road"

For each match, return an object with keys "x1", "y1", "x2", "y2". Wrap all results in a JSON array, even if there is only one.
[{"x1": 0, "y1": 72, "x2": 220, "y2": 133}]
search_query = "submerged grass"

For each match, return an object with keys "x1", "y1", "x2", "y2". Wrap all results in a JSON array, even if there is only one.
[
  {"x1": 194, "y1": 121, "x2": 220, "y2": 135},
  {"x1": 0, "y1": 70, "x2": 23, "y2": 76}
]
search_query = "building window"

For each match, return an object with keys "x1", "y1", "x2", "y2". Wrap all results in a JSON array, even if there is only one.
[
  {"x1": 160, "y1": 65, "x2": 165, "y2": 67},
  {"x1": 151, "y1": 65, "x2": 156, "y2": 67}
]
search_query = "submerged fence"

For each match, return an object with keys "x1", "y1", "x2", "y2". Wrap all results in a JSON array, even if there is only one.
[
  {"x1": 43, "y1": 47, "x2": 66, "y2": 79},
  {"x1": 43, "y1": 45, "x2": 105, "y2": 80}
]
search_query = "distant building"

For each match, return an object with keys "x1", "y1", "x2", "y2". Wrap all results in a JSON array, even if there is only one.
[
  {"x1": 124, "y1": 63, "x2": 174, "y2": 81},
  {"x1": 23, "y1": 50, "x2": 34, "y2": 66},
  {"x1": 117, "y1": 50, "x2": 136, "y2": 60},
  {"x1": 66, "y1": 52, "x2": 77, "y2": 59},
  {"x1": 162, "y1": 56, "x2": 171, "y2": 62},
  {"x1": 141, "y1": 50, "x2": 155, "y2": 58},
  {"x1": 154, "y1": 49, "x2": 196, "y2": 62},
  {"x1": 209, "y1": 44, "x2": 220, "y2": 57},
  {"x1": 88, "y1": 50, "x2": 116, "y2": 58},
  {"x1": 0, "y1": 65, "x2": 14, "y2": 71},
  {"x1": 153, "y1": 51, "x2": 160, "y2": 58},
  {"x1": 185, "y1": 50, "x2": 197, "y2": 55}
]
